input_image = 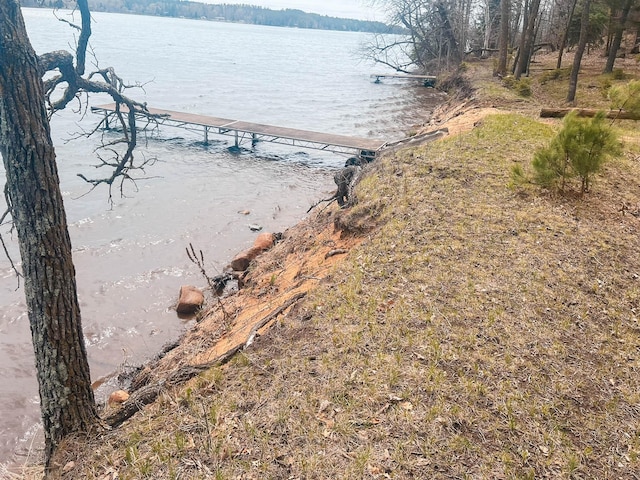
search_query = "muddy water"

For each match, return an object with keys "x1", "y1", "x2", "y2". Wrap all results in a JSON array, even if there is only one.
[{"x1": 0, "y1": 8, "x2": 444, "y2": 464}]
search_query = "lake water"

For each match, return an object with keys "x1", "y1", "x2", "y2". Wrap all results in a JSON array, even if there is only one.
[{"x1": 0, "y1": 8, "x2": 444, "y2": 465}]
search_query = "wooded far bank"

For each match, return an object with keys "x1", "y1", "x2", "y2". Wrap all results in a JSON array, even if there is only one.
[{"x1": 19, "y1": 0, "x2": 402, "y2": 34}]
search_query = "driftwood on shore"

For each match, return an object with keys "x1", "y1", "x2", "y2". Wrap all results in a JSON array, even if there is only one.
[{"x1": 540, "y1": 108, "x2": 639, "y2": 120}]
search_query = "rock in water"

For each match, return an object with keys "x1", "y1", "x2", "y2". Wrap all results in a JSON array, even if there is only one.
[{"x1": 176, "y1": 285, "x2": 205, "y2": 314}]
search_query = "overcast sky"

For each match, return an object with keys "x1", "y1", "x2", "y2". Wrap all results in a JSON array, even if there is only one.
[{"x1": 210, "y1": 1, "x2": 386, "y2": 21}]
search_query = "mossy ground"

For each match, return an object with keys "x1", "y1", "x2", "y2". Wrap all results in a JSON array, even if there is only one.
[{"x1": 10, "y1": 53, "x2": 640, "y2": 479}]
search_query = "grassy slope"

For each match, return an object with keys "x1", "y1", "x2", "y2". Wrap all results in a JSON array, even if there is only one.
[{"x1": 39, "y1": 54, "x2": 640, "y2": 479}]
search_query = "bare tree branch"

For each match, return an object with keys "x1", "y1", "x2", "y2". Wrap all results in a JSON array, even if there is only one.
[
  {"x1": 0, "y1": 232, "x2": 22, "y2": 290},
  {"x1": 36, "y1": 1, "x2": 161, "y2": 195}
]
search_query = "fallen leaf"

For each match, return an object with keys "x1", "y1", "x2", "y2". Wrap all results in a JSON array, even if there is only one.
[
  {"x1": 400, "y1": 401, "x2": 414, "y2": 411},
  {"x1": 99, "y1": 468, "x2": 119, "y2": 480},
  {"x1": 318, "y1": 399, "x2": 331, "y2": 413},
  {"x1": 367, "y1": 464, "x2": 382, "y2": 475},
  {"x1": 63, "y1": 461, "x2": 75, "y2": 473}
]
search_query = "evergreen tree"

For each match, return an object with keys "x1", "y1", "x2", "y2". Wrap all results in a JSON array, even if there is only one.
[
  {"x1": 609, "y1": 80, "x2": 640, "y2": 117},
  {"x1": 533, "y1": 111, "x2": 621, "y2": 194}
]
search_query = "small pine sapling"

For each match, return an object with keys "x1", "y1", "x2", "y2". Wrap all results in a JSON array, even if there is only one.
[
  {"x1": 569, "y1": 111, "x2": 621, "y2": 193},
  {"x1": 532, "y1": 111, "x2": 621, "y2": 194},
  {"x1": 609, "y1": 80, "x2": 640, "y2": 117}
]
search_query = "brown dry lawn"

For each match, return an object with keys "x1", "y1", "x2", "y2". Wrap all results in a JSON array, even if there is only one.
[{"x1": 15, "y1": 52, "x2": 640, "y2": 479}]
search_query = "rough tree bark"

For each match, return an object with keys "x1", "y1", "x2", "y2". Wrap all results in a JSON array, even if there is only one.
[
  {"x1": 1, "y1": 0, "x2": 160, "y2": 468},
  {"x1": 495, "y1": 0, "x2": 510, "y2": 76},
  {"x1": 603, "y1": 0, "x2": 634, "y2": 73},
  {"x1": 556, "y1": 0, "x2": 579, "y2": 69},
  {"x1": 567, "y1": 0, "x2": 593, "y2": 103},
  {"x1": 0, "y1": 0, "x2": 100, "y2": 467},
  {"x1": 514, "y1": 0, "x2": 542, "y2": 79}
]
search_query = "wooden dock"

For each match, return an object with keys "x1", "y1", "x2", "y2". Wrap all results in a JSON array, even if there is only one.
[
  {"x1": 371, "y1": 73, "x2": 436, "y2": 87},
  {"x1": 91, "y1": 104, "x2": 387, "y2": 158}
]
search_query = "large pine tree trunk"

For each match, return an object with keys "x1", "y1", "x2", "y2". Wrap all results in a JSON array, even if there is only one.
[
  {"x1": 556, "y1": 0, "x2": 578, "y2": 69},
  {"x1": 567, "y1": 0, "x2": 593, "y2": 103},
  {"x1": 604, "y1": 0, "x2": 633, "y2": 73},
  {"x1": 495, "y1": 0, "x2": 510, "y2": 75},
  {"x1": 514, "y1": 0, "x2": 542, "y2": 79},
  {"x1": 0, "y1": 0, "x2": 99, "y2": 467}
]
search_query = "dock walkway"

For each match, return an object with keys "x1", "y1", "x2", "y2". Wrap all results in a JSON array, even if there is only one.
[
  {"x1": 371, "y1": 73, "x2": 436, "y2": 87},
  {"x1": 91, "y1": 104, "x2": 386, "y2": 158}
]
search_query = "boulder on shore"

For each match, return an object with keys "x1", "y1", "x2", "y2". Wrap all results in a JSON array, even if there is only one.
[
  {"x1": 176, "y1": 285, "x2": 204, "y2": 314},
  {"x1": 253, "y1": 232, "x2": 275, "y2": 251},
  {"x1": 230, "y1": 232, "x2": 276, "y2": 272},
  {"x1": 108, "y1": 390, "x2": 129, "y2": 405}
]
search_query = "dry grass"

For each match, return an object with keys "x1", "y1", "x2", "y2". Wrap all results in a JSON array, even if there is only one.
[{"x1": 42, "y1": 55, "x2": 640, "y2": 479}]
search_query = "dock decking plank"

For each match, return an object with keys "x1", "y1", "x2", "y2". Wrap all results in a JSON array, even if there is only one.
[
  {"x1": 92, "y1": 104, "x2": 386, "y2": 153},
  {"x1": 371, "y1": 73, "x2": 436, "y2": 80}
]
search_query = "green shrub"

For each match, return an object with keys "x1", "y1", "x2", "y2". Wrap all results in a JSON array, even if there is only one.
[
  {"x1": 532, "y1": 111, "x2": 621, "y2": 194},
  {"x1": 599, "y1": 78, "x2": 612, "y2": 98},
  {"x1": 539, "y1": 68, "x2": 571, "y2": 84},
  {"x1": 609, "y1": 80, "x2": 640, "y2": 116},
  {"x1": 515, "y1": 78, "x2": 532, "y2": 97},
  {"x1": 611, "y1": 68, "x2": 626, "y2": 80},
  {"x1": 502, "y1": 75, "x2": 516, "y2": 88},
  {"x1": 509, "y1": 163, "x2": 529, "y2": 188},
  {"x1": 502, "y1": 76, "x2": 532, "y2": 97}
]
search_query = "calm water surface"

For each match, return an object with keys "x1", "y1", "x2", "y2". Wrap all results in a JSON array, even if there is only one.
[{"x1": 0, "y1": 8, "x2": 444, "y2": 464}]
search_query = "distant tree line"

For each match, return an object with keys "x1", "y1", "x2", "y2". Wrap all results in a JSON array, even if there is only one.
[
  {"x1": 20, "y1": 0, "x2": 403, "y2": 33},
  {"x1": 365, "y1": 0, "x2": 640, "y2": 85}
]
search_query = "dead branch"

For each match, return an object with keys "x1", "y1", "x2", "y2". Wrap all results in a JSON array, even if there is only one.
[
  {"x1": 37, "y1": 1, "x2": 159, "y2": 194},
  {"x1": 186, "y1": 243, "x2": 232, "y2": 295},
  {"x1": 325, "y1": 249, "x2": 349, "y2": 259},
  {"x1": 0, "y1": 189, "x2": 21, "y2": 286},
  {"x1": 0, "y1": 232, "x2": 21, "y2": 290},
  {"x1": 245, "y1": 292, "x2": 307, "y2": 347},
  {"x1": 307, "y1": 195, "x2": 337, "y2": 213}
]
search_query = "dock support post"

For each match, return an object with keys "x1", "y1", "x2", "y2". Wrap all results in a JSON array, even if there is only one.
[
  {"x1": 251, "y1": 133, "x2": 258, "y2": 147},
  {"x1": 234, "y1": 131, "x2": 239, "y2": 148},
  {"x1": 204, "y1": 126, "x2": 209, "y2": 144}
]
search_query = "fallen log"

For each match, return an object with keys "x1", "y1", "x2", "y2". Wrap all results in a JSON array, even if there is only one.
[{"x1": 540, "y1": 108, "x2": 640, "y2": 120}]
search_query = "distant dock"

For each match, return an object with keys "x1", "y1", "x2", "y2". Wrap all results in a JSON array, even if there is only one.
[
  {"x1": 371, "y1": 73, "x2": 436, "y2": 87},
  {"x1": 91, "y1": 104, "x2": 387, "y2": 159}
]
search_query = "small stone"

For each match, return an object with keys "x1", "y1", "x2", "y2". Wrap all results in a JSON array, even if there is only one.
[
  {"x1": 249, "y1": 224, "x2": 262, "y2": 231},
  {"x1": 108, "y1": 390, "x2": 129, "y2": 405},
  {"x1": 176, "y1": 285, "x2": 204, "y2": 314},
  {"x1": 62, "y1": 461, "x2": 75, "y2": 473},
  {"x1": 238, "y1": 210, "x2": 250, "y2": 215}
]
